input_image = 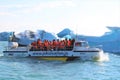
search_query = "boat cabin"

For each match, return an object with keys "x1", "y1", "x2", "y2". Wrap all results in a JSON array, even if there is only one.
[{"x1": 73, "y1": 40, "x2": 90, "y2": 51}]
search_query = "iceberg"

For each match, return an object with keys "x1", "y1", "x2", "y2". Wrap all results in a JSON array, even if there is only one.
[
  {"x1": 37, "y1": 30, "x2": 57, "y2": 41},
  {"x1": 0, "y1": 26, "x2": 120, "y2": 53},
  {"x1": 14, "y1": 30, "x2": 37, "y2": 45},
  {"x1": 78, "y1": 26, "x2": 120, "y2": 53},
  {"x1": 15, "y1": 30, "x2": 57, "y2": 45},
  {"x1": 0, "y1": 32, "x2": 13, "y2": 41},
  {"x1": 57, "y1": 28, "x2": 75, "y2": 39}
]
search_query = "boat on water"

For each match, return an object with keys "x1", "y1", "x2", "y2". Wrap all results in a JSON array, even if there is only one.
[{"x1": 3, "y1": 38, "x2": 106, "y2": 61}]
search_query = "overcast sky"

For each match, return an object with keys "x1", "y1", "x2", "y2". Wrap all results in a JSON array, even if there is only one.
[{"x1": 0, "y1": 0, "x2": 120, "y2": 36}]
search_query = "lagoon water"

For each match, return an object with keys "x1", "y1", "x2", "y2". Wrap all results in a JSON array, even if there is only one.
[{"x1": 0, "y1": 41, "x2": 120, "y2": 80}]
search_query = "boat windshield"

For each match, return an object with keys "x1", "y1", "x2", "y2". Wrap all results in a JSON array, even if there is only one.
[
  {"x1": 75, "y1": 42, "x2": 81, "y2": 46},
  {"x1": 75, "y1": 41, "x2": 88, "y2": 47},
  {"x1": 82, "y1": 42, "x2": 89, "y2": 47}
]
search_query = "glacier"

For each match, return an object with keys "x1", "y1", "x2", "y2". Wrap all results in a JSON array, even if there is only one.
[
  {"x1": 15, "y1": 30, "x2": 58, "y2": 45},
  {"x1": 79, "y1": 26, "x2": 120, "y2": 53},
  {"x1": 57, "y1": 28, "x2": 75, "y2": 39},
  {"x1": 0, "y1": 27, "x2": 120, "y2": 53},
  {"x1": 0, "y1": 32, "x2": 13, "y2": 41}
]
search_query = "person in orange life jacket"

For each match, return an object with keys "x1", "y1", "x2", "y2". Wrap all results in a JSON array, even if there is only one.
[
  {"x1": 64, "y1": 38, "x2": 69, "y2": 50},
  {"x1": 52, "y1": 39, "x2": 57, "y2": 50},
  {"x1": 31, "y1": 41, "x2": 37, "y2": 50},
  {"x1": 31, "y1": 42, "x2": 34, "y2": 50},
  {"x1": 37, "y1": 39, "x2": 42, "y2": 50},
  {"x1": 43, "y1": 40, "x2": 46, "y2": 50},
  {"x1": 71, "y1": 39, "x2": 75, "y2": 46},
  {"x1": 59, "y1": 40, "x2": 65, "y2": 50},
  {"x1": 46, "y1": 40, "x2": 50, "y2": 50},
  {"x1": 67, "y1": 39, "x2": 72, "y2": 50},
  {"x1": 48, "y1": 41, "x2": 53, "y2": 50},
  {"x1": 40, "y1": 43, "x2": 44, "y2": 51},
  {"x1": 56, "y1": 39, "x2": 60, "y2": 50},
  {"x1": 44, "y1": 40, "x2": 50, "y2": 51}
]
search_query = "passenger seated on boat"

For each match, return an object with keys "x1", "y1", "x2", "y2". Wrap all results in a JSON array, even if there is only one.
[
  {"x1": 64, "y1": 38, "x2": 67, "y2": 50},
  {"x1": 48, "y1": 41, "x2": 53, "y2": 51},
  {"x1": 52, "y1": 39, "x2": 57, "y2": 50},
  {"x1": 67, "y1": 39, "x2": 72, "y2": 50},
  {"x1": 40, "y1": 43, "x2": 45, "y2": 51},
  {"x1": 43, "y1": 40, "x2": 48, "y2": 51},
  {"x1": 56, "y1": 39, "x2": 60, "y2": 50},
  {"x1": 71, "y1": 39, "x2": 75, "y2": 48},
  {"x1": 46, "y1": 40, "x2": 52, "y2": 51},
  {"x1": 59, "y1": 40, "x2": 65, "y2": 50},
  {"x1": 31, "y1": 41, "x2": 38, "y2": 51},
  {"x1": 37, "y1": 39, "x2": 42, "y2": 50}
]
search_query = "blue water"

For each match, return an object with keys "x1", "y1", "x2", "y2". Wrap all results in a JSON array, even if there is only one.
[{"x1": 0, "y1": 41, "x2": 120, "y2": 80}]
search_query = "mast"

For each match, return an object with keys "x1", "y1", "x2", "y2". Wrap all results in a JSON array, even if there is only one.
[
  {"x1": 8, "y1": 32, "x2": 14, "y2": 42},
  {"x1": 75, "y1": 26, "x2": 78, "y2": 41}
]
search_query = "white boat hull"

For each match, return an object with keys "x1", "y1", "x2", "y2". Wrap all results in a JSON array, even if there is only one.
[{"x1": 3, "y1": 50, "x2": 103, "y2": 61}]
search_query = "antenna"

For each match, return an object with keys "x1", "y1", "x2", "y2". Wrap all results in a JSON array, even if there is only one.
[{"x1": 75, "y1": 26, "x2": 78, "y2": 41}]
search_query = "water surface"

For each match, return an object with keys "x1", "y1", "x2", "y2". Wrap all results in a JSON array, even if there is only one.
[{"x1": 0, "y1": 41, "x2": 120, "y2": 80}]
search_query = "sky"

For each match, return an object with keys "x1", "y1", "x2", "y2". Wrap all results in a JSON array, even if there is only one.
[{"x1": 0, "y1": 0, "x2": 120, "y2": 36}]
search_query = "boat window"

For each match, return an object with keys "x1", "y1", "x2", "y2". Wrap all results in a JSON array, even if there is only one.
[
  {"x1": 82, "y1": 42, "x2": 88, "y2": 47},
  {"x1": 75, "y1": 42, "x2": 81, "y2": 46}
]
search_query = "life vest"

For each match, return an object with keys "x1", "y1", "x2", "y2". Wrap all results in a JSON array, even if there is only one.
[
  {"x1": 31, "y1": 41, "x2": 37, "y2": 50},
  {"x1": 40, "y1": 43, "x2": 44, "y2": 50},
  {"x1": 37, "y1": 40, "x2": 42, "y2": 45},
  {"x1": 59, "y1": 41, "x2": 65, "y2": 49},
  {"x1": 48, "y1": 41, "x2": 53, "y2": 50},
  {"x1": 52, "y1": 41, "x2": 57, "y2": 47},
  {"x1": 56, "y1": 41, "x2": 60, "y2": 47},
  {"x1": 67, "y1": 40, "x2": 72, "y2": 47}
]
